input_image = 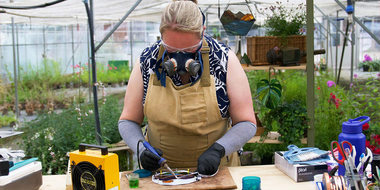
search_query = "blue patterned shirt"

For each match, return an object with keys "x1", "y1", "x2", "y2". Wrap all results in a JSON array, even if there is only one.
[{"x1": 140, "y1": 34, "x2": 230, "y2": 118}]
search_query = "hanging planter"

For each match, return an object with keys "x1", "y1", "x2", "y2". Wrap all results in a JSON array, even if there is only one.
[{"x1": 219, "y1": 1, "x2": 255, "y2": 36}]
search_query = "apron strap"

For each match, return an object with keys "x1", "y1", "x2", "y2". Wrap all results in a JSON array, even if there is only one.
[
  {"x1": 200, "y1": 39, "x2": 210, "y2": 87},
  {"x1": 153, "y1": 44, "x2": 167, "y2": 86},
  {"x1": 154, "y1": 39, "x2": 211, "y2": 87}
]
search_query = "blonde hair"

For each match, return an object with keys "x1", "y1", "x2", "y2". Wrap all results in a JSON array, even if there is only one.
[{"x1": 160, "y1": 0, "x2": 203, "y2": 38}]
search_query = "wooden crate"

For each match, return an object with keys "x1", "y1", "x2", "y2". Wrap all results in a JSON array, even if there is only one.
[{"x1": 247, "y1": 35, "x2": 307, "y2": 65}]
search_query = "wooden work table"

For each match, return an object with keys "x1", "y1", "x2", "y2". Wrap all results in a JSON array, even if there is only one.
[{"x1": 40, "y1": 165, "x2": 314, "y2": 190}]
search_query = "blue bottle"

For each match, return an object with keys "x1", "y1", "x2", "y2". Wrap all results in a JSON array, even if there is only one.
[{"x1": 338, "y1": 116, "x2": 370, "y2": 176}]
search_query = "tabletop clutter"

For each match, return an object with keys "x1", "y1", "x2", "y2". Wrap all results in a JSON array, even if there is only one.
[
  {"x1": 275, "y1": 116, "x2": 375, "y2": 190},
  {"x1": 0, "y1": 148, "x2": 43, "y2": 190},
  {"x1": 1, "y1": 115, "x2": 376, "y2": 190}
]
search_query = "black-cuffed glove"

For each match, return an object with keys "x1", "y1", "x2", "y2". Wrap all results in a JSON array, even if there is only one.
[
  {"x1": 196, "y1": 143, "x2": 225, "y2": 175},
  {"x1": 140, "y1": 147, "x2": 163, "y2": 171}
]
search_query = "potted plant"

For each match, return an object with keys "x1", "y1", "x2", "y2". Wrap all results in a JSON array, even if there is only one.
[
  {"x1": 246, "y1": 1, "x2": 307, "y2": 65},
  {"x1": 319, "y1": 57, "x2": 327, "y2": 71},
  {"x1": 358, "y1": 54, "x2": 377, "y2": 72},
  {"x1": 262, "y1": 99, "x2": 309, "y2": 145},
  {"x1": 256, "y1": 67, "x2": 282, "y2": 136},
  {"x1": 263, "y1": 2, "x2": 306, "y2": 40}
]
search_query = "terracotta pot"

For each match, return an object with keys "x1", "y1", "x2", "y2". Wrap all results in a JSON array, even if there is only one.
[{"x1": 254, "y1": 112, "x2": 265, "y2": 136}]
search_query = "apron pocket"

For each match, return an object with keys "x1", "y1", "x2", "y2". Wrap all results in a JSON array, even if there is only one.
[
  {"x1": 160, "y1": 134, "x2": 208, "y2": 167},
  {"x1": 180, "y1": 92, "x2": 207, "y2": 124}
]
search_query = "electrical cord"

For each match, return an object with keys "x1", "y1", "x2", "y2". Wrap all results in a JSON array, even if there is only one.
[
  {"x1": 137, "y1": 139, "x2": 145, "y2": 170},
  {"x1": 0, "y1": 0, "x2": 67, "y2": 10}
]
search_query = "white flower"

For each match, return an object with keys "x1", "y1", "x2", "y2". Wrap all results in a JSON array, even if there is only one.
[
  {"x1": 81, "y1": 123, "x2": 83, "y2": 126},
  {"x1": 75, "y1": 108, "x2": 80, "y2": 112},
  {"x1": 79, "y1": 113, "x2": 82, "y2": 116},
  {"x1": 66, "y1": 152, "x2": 70, "y2": 157},
  {"x1": 48, "y1": 147, "x2": 52, "y2": 151},
  {"x1": 50, "y1": 152, "x2": 55, "y2": 156},
  {"x1": 89, "y1": 110, "x2": 93, "y2": 114},
  {"x1": 103, "y1": 98, "x2": 106, "y2": 101},
  {"x1": 78, "y1": 118, "x2": 81, "y2": 121},
  {"x1": 102, "y1": 102, "x2": 105, "y2": 105},
  {"x1": 94, "y1": 83, "x2": 98, "y2": 86},
  {"x1": 48, "y1": 111, "x2": 51, "y2": 115},
  {"x1": 85, "y1": 113, "x2": 88, "y2": 117}
]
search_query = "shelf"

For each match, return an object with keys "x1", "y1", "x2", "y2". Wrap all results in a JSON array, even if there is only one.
[
  {"x1": 241, "y1": 63, "x2": 307, "y2": 71},
  {"x1": 247, "y1": 132, "x2": 307, "y2": 144}
]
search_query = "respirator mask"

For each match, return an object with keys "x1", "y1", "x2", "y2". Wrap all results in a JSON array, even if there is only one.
[
  {"x1": 161, "y1": 38, "x2": 203, "y2": 77},
  {"x1": 162, "y1": 52, "x2": 201, "y2": 76}
]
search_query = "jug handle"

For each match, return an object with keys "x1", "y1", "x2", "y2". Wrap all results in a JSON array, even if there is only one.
[{"x1": 349, "y1": 116, "x2": 370, "y2": 125}]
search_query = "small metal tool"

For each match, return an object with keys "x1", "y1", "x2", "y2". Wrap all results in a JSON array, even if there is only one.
[{"x1": 143, "y1": 141, "x2": 178, "y2": 179}]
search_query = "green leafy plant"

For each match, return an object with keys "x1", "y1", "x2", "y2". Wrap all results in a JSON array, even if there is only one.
[
  {"x1": 262, "y1": 1, "x2": 306, "y2": 40},
  {"x1": 20, "y1": 95, "x2": 123, "y2": 175},
  {"x1": 257, "y1": 67, "x2": 282, "y2": 109},
  {"x1": 281, "y1": 70, "x2": 307, "y2": 107},
  {"x1": 358, "y1": 54, "x2": 380, "y2": 71},
  {"x1": 0, "y1": 114, "x2": 16, "y2": 128},
  {"x1": 262, "y1": 100, "x2": 309, "y2": 145}
]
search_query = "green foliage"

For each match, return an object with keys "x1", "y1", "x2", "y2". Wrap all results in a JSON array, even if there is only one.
[
  {"x1": 263, "y1": 100, "x2": 309, "y2": 145},
  {"x1": 0, "y1": 114, "x2": 16, "y2": 127},
  {"x1": 243, "y1": 143, "x2": 287, "y2": 159},
  {"x1": 358, "y1": 60, "x2": 380, "y2": 71},
  {"x1": 20, "y1": 95, "x2": 123, "y2": 175},
  {"x1": 262, "y1": 1, "x2": 306, "y2": 41},
  {"x1": 281, "y1": 70, "x2": 307, "y2": 107},
  {"x1": 103, "y1": 63, "x2": 131, "y2": 83},
  {"x1": 257, "y1": 67, "x2": 282, "y2": 109}
]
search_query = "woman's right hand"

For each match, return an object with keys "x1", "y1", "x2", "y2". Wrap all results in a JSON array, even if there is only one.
[{"x1": 140, "y1": 147, "x2": 163, "y2": 171}]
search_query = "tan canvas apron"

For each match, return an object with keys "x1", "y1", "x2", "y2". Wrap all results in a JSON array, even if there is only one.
[{"x1": 144, "y1": 40, "x2": 240, "y2": 168}]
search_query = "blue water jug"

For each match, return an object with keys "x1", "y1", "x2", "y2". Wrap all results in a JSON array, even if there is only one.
[{"x1": 338, "y1": 116, "x2": 370, "y2": 176}]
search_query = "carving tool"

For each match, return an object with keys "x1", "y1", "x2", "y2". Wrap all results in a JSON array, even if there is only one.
[{"x1": 143, "y1": 141, "x2": 178, "y2": 179}]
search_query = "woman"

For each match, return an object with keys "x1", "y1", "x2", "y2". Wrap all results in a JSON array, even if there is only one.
[{"x1": 119, "y1": 0, "x2": 256, "y2": 175}]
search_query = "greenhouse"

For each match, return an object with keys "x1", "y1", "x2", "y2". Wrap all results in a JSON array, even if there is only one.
[{"x1": 0, "y1": 0, "x2": 379, "y2": 189}]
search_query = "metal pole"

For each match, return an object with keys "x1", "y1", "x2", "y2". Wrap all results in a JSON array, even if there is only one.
[
  {"x1": 130, "y1": 21, "x2": 133, "y2": 69},
  {"x1": 11, "y1": 17, "x2": 19, "y2": 125},
  {"x1": 87, "y1": 25, "x2": 91, "y2": 102},
  {"x1": 336, "y1": 20, "x2": 350, "y2": 85},
  {"x1": 355, "y1": 19, "x2": 360, "y2": 69},
  {"x1": 88, "y1": 0, "x2": 102, "y2": 145},
  {"x1": 72, "y1": 25, "x2": 75, "y2": 73},
  {"x1": 350, "y1": 1, "x2": 355, "y2": 94},
  {"x1": 335, "y1": 11, "x2": 339, "y2": 78},
  {"x1": 95, "y1": 0, "x2": 142, "y2": 52},
  {"x1": 328, "y1": 19, "x2": 334, "y2": 74},
  {"x1": 43, "y1": 26, "x2": 46, "y2": 58},
  {"x1": 307, "y1": 0, "x2": 314, "y2": 147},
  {"x1": 16, "y1": 24, "x2": 20, "y2": 81},
  {"x1": 325, "y1": 17, "x2": 329, "y2": 70}
]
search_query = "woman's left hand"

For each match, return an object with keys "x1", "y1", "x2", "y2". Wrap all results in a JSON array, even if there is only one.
[{"x1": 196, "y1": 143, "x2": 225, "y2": 175}]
